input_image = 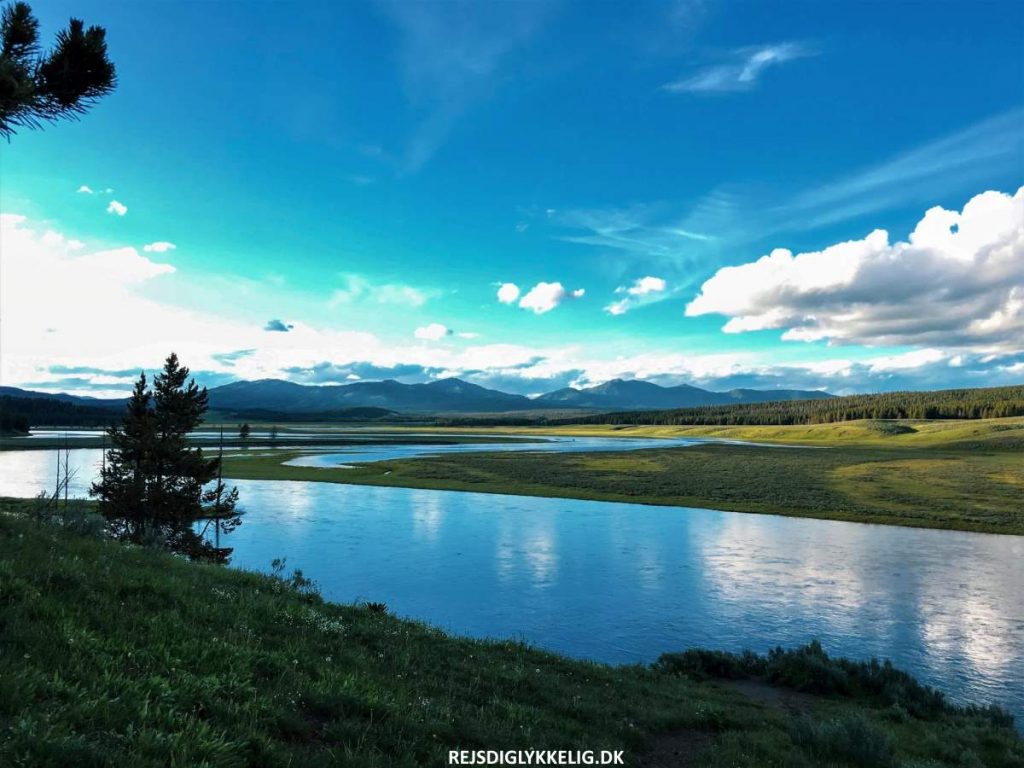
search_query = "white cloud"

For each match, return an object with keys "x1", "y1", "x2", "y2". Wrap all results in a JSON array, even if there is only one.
[
  {"x1": 518, "y1": 282, "x2": 585, "y2": 314},
  {"x1": 77, "y1": 185, "x2": 94, "y2": 194},
  {"x1": 75, "y1": 247, "x2": 176, "y2": 283},
  {"x1": 606, "y1": 299, "x2": 631, "y2": 316},
  {"x1": 686, "y1": 187, "x2": 1024, "y2": 353},
  {"x1": 329, "y1": 275, "x2": 433, "y2": 307},
  {"x1": 414, "y1": 323, "x2": 452, "y2": 341},
  {"x1": 496, "y1": 282, "x2": 521, "y2": 304},
  {"x1": 4, "y1": 210, "x2": 1022, "y2": 400},
  {"x1": 458, "y1": 331, "x2": 481, "y2": 339},
  {"x1": 606, "y1": 276, "x2": 668, "y2": 315},
  {"x1": 143, "y1": 241, "x2": 177, "y2": 253},
  {"x1": 622, "y1": 276, "x2": 667, "y2": 296},
  {"x1": 106, "y1": 200, "x2": 128, "y2": 216},
  {"x1": 663, "y1": 43, "x2": 814, "y2": 93}
]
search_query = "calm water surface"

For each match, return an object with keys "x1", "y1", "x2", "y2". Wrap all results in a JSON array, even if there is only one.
[{"x1": 0, "y1": 446, "x2": 1021, "y2": 722}]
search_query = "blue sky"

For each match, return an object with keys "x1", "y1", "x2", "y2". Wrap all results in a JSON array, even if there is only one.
[{"x1": 1, "y1": 0, "x2": 1022, "y2": 396}]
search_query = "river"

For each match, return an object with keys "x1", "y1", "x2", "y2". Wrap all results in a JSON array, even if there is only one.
[{"x1": 0, "y1": 442, "x2": 1020, "y2": 723}]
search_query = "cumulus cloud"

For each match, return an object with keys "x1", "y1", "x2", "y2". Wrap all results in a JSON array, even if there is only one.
[
  {"x1": 263, "y1": 319, "x2": 294, "y2": 332},
  {"x1": 106, "y1": 200, "x2": 128, "y2": 216},
  {"x1": 5, "y1": 208, "x2": 1022, "y2": 400},
  {"x1": 143, "y1": 241, "x2": 176, "y2": 253},
  {"x1": 77, "y1": 185, "x2": 94, "y2": 194},
  {"x1": 414, "y1": 323, "x2": 452, "y2": 341},
  {"x1": 623, "y1": 276, "x2": 667, "y2": 296},
  {"x1": 496, "y1": 282, "x2": 520, "y2": 304},
  {"x1": 686, "y1": 187, "x2": 1024, "y2": 353},
  {"x1": 606, "y1": 276, "x2": 668, "y2": 315},
  {"x1": 518, "y1": 282, "x2": 585, "y2": 314},
  {"x1": 663, "y1": 42, "x2": 814, "y2": 93}
]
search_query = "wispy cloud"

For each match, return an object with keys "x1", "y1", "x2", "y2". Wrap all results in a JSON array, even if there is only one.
[
  {"x1": 777, "y1": 107, "x2": 1024, "y2": 231},
  {"x1": 606, "y1": 276, "x2": 668, "y2": 315},
  {"x1": 211, "y1": 349, "x2": 257, "y2": 366},
  {"x1": 143, "y1": 241, "x2": 176, "y2": 253},
  {"x1": 329, "y1": 274, "x2": 435, "y2": 308},
  {"x1": 106, "y1": 200, "x2": 128, "y2": 216},
  {"x1": 557, "y1": 204, "x2": 714, "y2": 261},
  {"x1": 552, "y1": 193, "x2": 730, "y2": 281},
  {"x1": 555, "y1": 108, "x2": 1024, "y2": 280},
  {"x1": 663, "y1": 42, "x2": 815, "y2": 93},
  {"x1": 379, "y1": 0, "x2": 549, "y2": 171}
]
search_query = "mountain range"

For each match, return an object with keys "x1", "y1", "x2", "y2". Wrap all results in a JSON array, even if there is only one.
[{"x1": 1, "y1": 378, "x2": 833, "y2": 414}]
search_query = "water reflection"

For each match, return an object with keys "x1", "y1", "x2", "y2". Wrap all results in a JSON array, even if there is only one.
[{"x1": 0, "y1": 450, "x2": 1020, "y2": 723}]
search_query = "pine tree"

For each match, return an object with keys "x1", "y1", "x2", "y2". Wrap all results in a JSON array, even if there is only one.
[
  {"x1": 91, "y1": 354, "x2": 241, "y2": 563},
  {"x1": 239, "y1": 422, "x2": 251, "y2": 440},
  {"x1": 90, "y1": 373, "x2": 154, "y2": 542},
  {"x1": 0, "y1": 2, "x2": 116, "y2": 138}
]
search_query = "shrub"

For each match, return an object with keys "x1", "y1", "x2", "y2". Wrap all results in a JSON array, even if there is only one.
[
  {"x1": 655, "y1": 648, "x2": 763, "y2": 680},
  {"x1": 655, "y1": 641, "x2": 1013, "y2": 727},
  {"x1": 790, "y1": 713, "x2": 893, "y2": 767}
]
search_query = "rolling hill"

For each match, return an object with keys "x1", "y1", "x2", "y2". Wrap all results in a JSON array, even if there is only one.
[{"x1": 1, "y1": 378, "x2": 833, "y2": 415}]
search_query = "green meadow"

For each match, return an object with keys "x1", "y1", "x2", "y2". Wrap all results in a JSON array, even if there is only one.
[{"x1": 220, "y1": 418, "x2": 1024, "y2": 535}]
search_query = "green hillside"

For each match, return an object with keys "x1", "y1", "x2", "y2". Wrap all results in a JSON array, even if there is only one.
[{"x1": 0, "y1": 504, "x2": 1019, "y2": 767}]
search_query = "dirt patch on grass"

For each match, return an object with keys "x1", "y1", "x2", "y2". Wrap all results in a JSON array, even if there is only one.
[{"x1": 722, "y1": 679, "x2": 817, "y2": 715}]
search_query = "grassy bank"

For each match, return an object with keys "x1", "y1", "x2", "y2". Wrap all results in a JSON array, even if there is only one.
[
  {"x1": 0, "y1": 504, "x2": 1019, "y2": 767},
  {"x1": 220, "y1": 419, "x2": 1024, "y2": 535},
  {"x1": 385, "y1": 416, "x2": 1024, "y2": 449}
]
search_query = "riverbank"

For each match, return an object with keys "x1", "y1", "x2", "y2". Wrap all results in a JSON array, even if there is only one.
[
  {"x1": 380, "y1": 415, "x2": 1024, "y2": 449},
  {"x1": 0, "y1": 501, "x2": 1019, "y2": 767},
  {"x1": 220, "y1": 418, "x2": 1024, "y2": 535}
]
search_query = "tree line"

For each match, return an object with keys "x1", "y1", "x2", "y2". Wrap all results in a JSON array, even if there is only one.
[
  {"x1": 0, "y1": 394, "x2": 119, "y2": 434},
  {"x1": 553, "y1": 385, "x2": 1024, "y2": 427}
]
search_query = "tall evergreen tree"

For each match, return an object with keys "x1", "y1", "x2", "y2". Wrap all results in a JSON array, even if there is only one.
[
  {"x1": 90, "y1": 373, "x2": 153, "y2": 542},
  {"x1": 92, "y1": 354, "x2": 241, "y2": 563}
]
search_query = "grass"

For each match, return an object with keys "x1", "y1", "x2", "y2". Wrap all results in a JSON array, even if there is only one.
[
  {"x1": 381, "y1": 416, "x2": 1024, "y2": 449},
  {"x1": 220, "y1": 418, "x2": 1024, "y2": 534},
  {"x1": 0, "y1": 502, "x2": 1019, "y2": 767}
]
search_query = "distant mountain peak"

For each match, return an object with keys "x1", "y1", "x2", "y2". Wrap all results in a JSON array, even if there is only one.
[{"x1": 4, "y1": 376, "x2": 834, "y2": 415}]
